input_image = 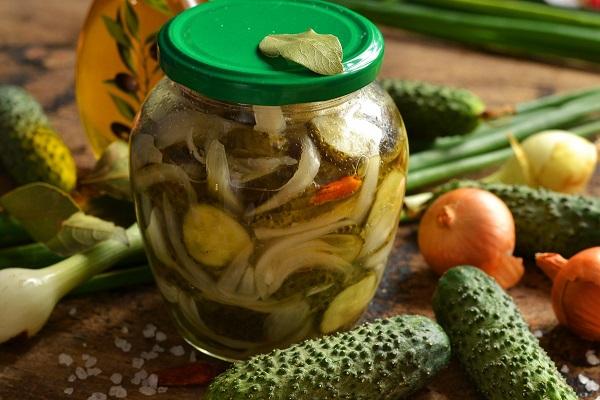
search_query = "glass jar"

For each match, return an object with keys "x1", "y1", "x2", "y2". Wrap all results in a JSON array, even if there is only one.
[{"x1": 130, "y1": 0, "x2": 408, "y2": 361}]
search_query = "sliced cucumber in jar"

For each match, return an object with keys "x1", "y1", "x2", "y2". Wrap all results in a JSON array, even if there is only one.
[
  {"x1": 320, "y1": 273, "x2": 378, "y2": 334},
  {"x1": 182, "y1": 204, "x2": 252, "y2": 268},
  {"x1": 307, "y1": 115, "x2": 383, "y2": 170},
  {"x1": 359, "y1": 168, "x2": 406, "y2": 258}
]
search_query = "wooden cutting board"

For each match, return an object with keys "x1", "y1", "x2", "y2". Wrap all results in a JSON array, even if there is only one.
[{"x1": 1, "y1": 1, "x2": 600, "y2": 399}]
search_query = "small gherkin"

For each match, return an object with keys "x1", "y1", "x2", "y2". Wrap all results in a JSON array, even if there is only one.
[
  {"x1": 204, "y1": 315, "x2": 451, "y2": 400},
  {"x1": 0, "y1": 85, "x2": 76, "y2": 191},
  {"x1": 379, "y1": 79, "x2": 485, "y2": 144},
  {"x1": 433, "y1": 180, "x2": 600, "y2": 257},
  {"x1": 433, "y1": 266, "x2": 578, "y2": 400}
]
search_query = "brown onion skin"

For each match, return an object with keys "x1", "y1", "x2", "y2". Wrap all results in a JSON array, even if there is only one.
[{"x1": 418, "y1": 188, "x2": 523, "y2": 289}]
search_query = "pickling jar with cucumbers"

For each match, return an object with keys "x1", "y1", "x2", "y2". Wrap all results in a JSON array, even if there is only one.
[{"x1": 130, "y1": 0, "x2": 408, "y2": 361}]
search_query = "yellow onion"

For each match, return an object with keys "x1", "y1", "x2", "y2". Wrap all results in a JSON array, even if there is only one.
[
  {"x1": 418, "y1": 188, "x2": 524, "y2": 289},
  {"x1": 485, "y1": 130, "x2": 597, "y2": 193},
  {"x1": 536, "y1": 248, "x2": 600, "y2": 341}
]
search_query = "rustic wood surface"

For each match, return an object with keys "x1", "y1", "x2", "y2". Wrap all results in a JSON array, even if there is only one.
[{"x1": 1, "y1": 1, "x2": 600, "y2": 399}]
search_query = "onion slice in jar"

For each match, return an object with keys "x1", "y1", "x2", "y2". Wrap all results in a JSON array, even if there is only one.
[
  {"x1": 206, "y1": 139, "x2": 243, "y2": 214},
  {"x1": 217, "y1": 243, "x2": 254, "y2": 295},
  {"x1": 229, "y1": 156, "x2": 297, "y2": 185},
  {"x1": 246, "y1": 135, "x2": 320, "y2": 217},
  {"x1": 350, "y1": 155, "x2": 380, "y2": 224},
  {"x1": 133, "y1": 163, "x2": 197, "y2": 204}
]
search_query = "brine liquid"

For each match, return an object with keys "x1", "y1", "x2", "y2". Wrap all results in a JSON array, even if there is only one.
[
  {"x1": 75, "y1": 0, "x2": 196, "y2": 157},
  {"x1": 131, "y1": 80, "x2": 408, "y2": 361}
]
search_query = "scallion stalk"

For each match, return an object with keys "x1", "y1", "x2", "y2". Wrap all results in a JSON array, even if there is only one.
[{"x1": 69, "y1": 265, "x2": 154, "y2": 296}]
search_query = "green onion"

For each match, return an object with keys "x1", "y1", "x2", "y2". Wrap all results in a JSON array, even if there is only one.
[
  {"x1": 406, "y1": 119, "x2": 600, "y2": 191},
  {"x1": 330, "y1": 0, "x2": 600, "y2": 64},
  {"x1": 69, "y1": 265, "x2": 154, "y2": 296},
  {"x1": 0, "y1": 213, "x2": 31, "y2": 247},
  {"x1": 0, "y1": 242, "x2": 62, "y2": 268}
]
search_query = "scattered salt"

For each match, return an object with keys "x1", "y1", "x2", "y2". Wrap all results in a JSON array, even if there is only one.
[
  {"x1": 560, "y1": 364, "x2": 570, "y2": 374},
  {"x1": 68, "y1": 307, "x2": 77, "y2": 317},
  {"x1": 83, "y1": 343, "x2": 88, "y2": 348},
  {"x1": 82, "y1": 354, "x2": 90, "y2": 361},
  {"x1": 189, "y1": 351, "x2": 197, "y2": 362},
  {"x1": 141, "y1": 351, "x2": 158, "y2": 360},
  {"x1": 143, "y1": 324, "x2": 157, "y2": 338},
  {"x1": 108, "y1": 385, "x2": 127, "y2": 398},
  {"x1": 114, "y1": 337, "x2": 132, "y2": 353},
  {"x1": 579, "y1": 374, "x2": 590, "y2": 385},
  {"x1": 58, "y1": 353, "x2": 73, "y2": 367},
  {"x1": 87, "y1": 393, "x2": 107, "y2": 400},
  {"x1": 139, "y1": 386, "x2": 157, "y2": 396},
  {"x1": 155, "y1": 331, "x2": 167, "y2": 342},
  {"x1": 170, "y1": 345, "x2": 185, "y2": 357},
  {"x1": 75, "y1": 366, "x2": 88, "y2": 380},
  {"x1": 131, "y1": 369, "x2": 148, "y2": 385},
  {"x1": 586, "y1": 379, "x2": 600, "y2": 392},
  {"x1": 87, "y1": 367, "x2": 102, "y2": 377},
  {"x1": 533, "y1": 330, "x2": 543, "y2": 338},
  {"x1": 67, "y1": 374, "x2": 76, "y2": 383},
  {"x1": 132, "y1": 357, "x2": 145, "y2": 369},
  {"x1": 64, "y1": 388, "x2": 74, "y2": 395},
  {"x1": 157, "y1": 387, "x2": 168, "y2": 393},
  {"x1": 146, "y1": 374, "x2": 158, "y2": 389},
  {"x1": 586, "y1": 350, "x2": 600, "y2": 366},
  {"x1": 110, "y1": 373, "x2": 123, "y2": 385},
  {"x1": 152, "y1": 345, "x2": 165, "y2": 353},
  {"x1": 121, "y1": 326, "x2": 129, "y2": 335},
  {"x1": 84, "y1": 356, "x2": 97, "y2": 368}
]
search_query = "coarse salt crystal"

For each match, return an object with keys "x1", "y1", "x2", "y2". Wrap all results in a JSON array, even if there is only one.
[
  {"x1": 132, "y1": 357, "x2": 145, "y2": 369},
  {"x1": 586, "y1": 350, "x2": 600, "y2": 366},
  {"x1": 87, "y1": 392, "x2": 107, "y2": 400},
  {"x1": 146, "y1": 374, "x2": 158, "y2": 389},
  {"x1": 131, "y1": 369, "x2": 148, "y2": 385},
  {"x1": 152, "y1": 345, "x2": 164, "y2": 353},
  {"x1": 533, "y1": 330, "x2": 543, "y2": 338},
  {"x1": 143, "y1": 324, "x2": 157, "y2": 338},
  {"x1": 579, "y1": 374, "x2": 590, "y2": 385},
  {"x1": 84, "y1": 356, "x2": 97, "y2": 368},
  {"x1": 560, "y1": 364, "x2": 570, "y2": 374},
  {"x1": 157, "y1": 387, "x2": 168, "y2": 393},
  {"x1": 109, "y1": 385, "x2": 127, "y2": 398},
  {"x1": 155, "y1": 331, "x2": 167, "y2": 342},
  {"x1": 64, "y1": 388, "x2": 74, "y2": 395},
  {"x1": 114, "y1": 337, "x2": 132, "y2": 353},
  {"x1": 189, "y1": 351, "x2": 197, "y2": 362},
  {"x1": 139, "y1": 386, "x2": 157, "y2": 396},
  {"x1": 68, "y1": 374, "x2": 76, "y2": 383},
  {"x1": 82, "y1": 354, "x2": 90, "y2": 361},
  {"x1": 75, "y1": 366, "x2": 88, "y2": 380},
  {"x1": 87, "y1": 367, "x2": 102, "y2": 377},
  {"x1": 58, "y1": 353, "x2": 73, "y2": 367},
  {"x1": 110, "y1": 373, "x2": 123, "y2": 385},
  {"x1": 170, "y1": 346, "x2": 185, "y2": 357},
  {"x1": 121, "y1": 326, "x2": 129, "y2": 335},
  {"x1": 141, "y1": 351, "x2": 158, "y2": 360},
  {"x1": 586, "y1": 379, "x2": 600, "y2": 392},
  {"x1": 68, "y1": 308, "x2": 77, "y2": 317}
]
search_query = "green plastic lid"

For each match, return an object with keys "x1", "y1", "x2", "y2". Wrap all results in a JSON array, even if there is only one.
[{"x1": 158, "y1": 0, "x2": 384, "y2": 105}]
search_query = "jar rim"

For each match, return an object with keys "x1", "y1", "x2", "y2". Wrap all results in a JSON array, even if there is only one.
[{"x1": 158, "y1": 0, "x2": 384, "y2": 106}]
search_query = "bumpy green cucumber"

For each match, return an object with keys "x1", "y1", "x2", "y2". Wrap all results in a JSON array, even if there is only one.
[
  {"x1": 433, "y1": 266, "x2": 577, "y2": 400},
  {"x1": 204, "y1": 315, "x2": 451, "y2": 400},
  {"x1": 433, "y1": 180, "x2": 600, "y2": 257},
  {"x1": 0, "y1": 85, "x2": 76, "y2": 191},
  {"x1": 380, "y1": 79, "x2": 485, "y2": 143}
]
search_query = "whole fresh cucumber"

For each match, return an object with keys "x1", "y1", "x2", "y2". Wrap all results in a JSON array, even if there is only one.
[
  {"x1": 204, "y1": 315, "x2": 451, "y2": 400},
  {"x1": 433, "y1": 266, "x2": 577, "y2": 400},
  {"x1": 380, "y1": 79, "x2": 485, "y2": 144},
  {"x1": 433, "y1": 180, "x2": 600, "y2": 257},
  {"x1": 0, "y1": 85, "x2": 76, "y2": 191}
]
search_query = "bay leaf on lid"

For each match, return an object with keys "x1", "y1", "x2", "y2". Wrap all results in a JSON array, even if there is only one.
[{"x1": 259, "y1": 29, "x2": 343, "y2": 76}]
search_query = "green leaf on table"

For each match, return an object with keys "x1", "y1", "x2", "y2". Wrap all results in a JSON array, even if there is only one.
[
  {"x1": 109, "y1": 93, "x2": 136, "y2": 121},
  {"x1": 45, "y1": 212, "x2": 128, "y2": 256},
  {"x1": 142, "y1": 0, "x2": 173, "y2": 16},
  {"x1": 259, "y1": 29, "x2": 344, "y2": 76},
  {"x1": 102, "y1": 15, "x2": 132, "y2": 48},
  {"x1": 123, "y1": 1, "x2": 139, "y2": 39},
  {"x1": 0, "y1": 183, "x2": 129, "y2": 256},
  {"x1": 81, "y1": 140, "x2": 132, "y2": 201}
]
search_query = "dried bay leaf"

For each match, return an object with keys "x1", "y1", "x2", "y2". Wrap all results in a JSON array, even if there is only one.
[
  {"x1": 259, "y1": 29, "x2": 343, "y2": 76},
  {"x1": 81, "y1": 140, "x2": 132, "y2": 201}
]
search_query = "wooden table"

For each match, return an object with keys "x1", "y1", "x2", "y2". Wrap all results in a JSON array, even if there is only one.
[{"x1": 1, "y1": 1, "x2": 600, "y2": 399}]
